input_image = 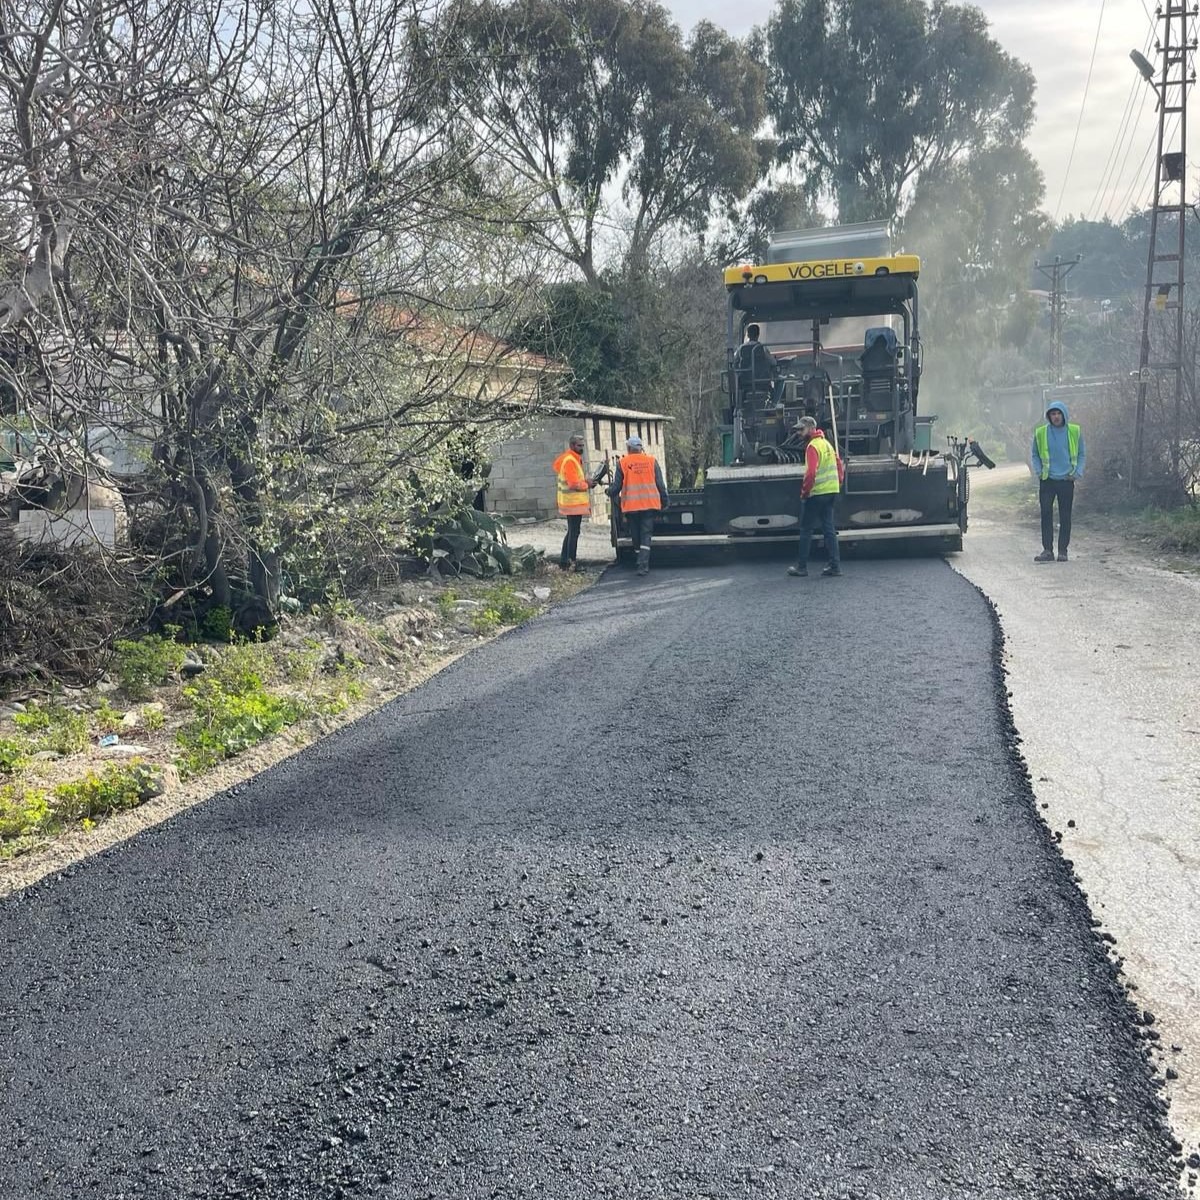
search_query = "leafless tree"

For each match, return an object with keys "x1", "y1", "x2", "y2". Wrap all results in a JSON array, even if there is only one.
[{"x1": 0, "y1": 0, "x2": 558, "y2": 625}]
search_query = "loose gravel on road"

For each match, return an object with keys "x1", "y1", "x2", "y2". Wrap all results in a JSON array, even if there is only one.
[{"x1": 0, "y1": 553, "x2": 1180, "y2": 1199}]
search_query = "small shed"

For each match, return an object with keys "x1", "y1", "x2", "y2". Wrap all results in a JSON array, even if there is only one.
[{"x1": 486, "y1": 401, "x2": 671, "y2": 525}]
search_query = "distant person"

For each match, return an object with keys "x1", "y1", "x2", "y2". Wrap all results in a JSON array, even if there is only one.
[
  {"x1": 552, "y1": 433, "x2": 598, "y2": 572},
  {"x1": 607, "y1": 435, "x2": 669, "y2": 576},
  {"x1": 734, "y1": 323, "x2": 782, "y2": 403},
  {"x1": 1031, "y1": 402, "x2": 1085, "y2": 563},
  {"x1": 787, "y1": 416, "x2": 845, "y2": 578}
]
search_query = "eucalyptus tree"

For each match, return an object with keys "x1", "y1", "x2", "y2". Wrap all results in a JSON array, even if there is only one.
[
  {"x1": 452, "y1": 0, "x2": 766, "y2": 283},
  {"x1": 760, "y1": 0, "x2": 1035, "y2": 223}
]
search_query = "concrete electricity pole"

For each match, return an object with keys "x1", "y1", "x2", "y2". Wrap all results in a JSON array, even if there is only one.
[
  {"x1": 1131, "y1": 4, "x2": 1195, "y2": 489},
  {"x1": 1034, "y1": 255, "x2": 1081, "y2": 385}
]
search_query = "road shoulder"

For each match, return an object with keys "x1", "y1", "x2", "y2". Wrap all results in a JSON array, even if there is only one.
[{"x1": 955, "y1": 469, "x2": 1200, "y2": 1166}]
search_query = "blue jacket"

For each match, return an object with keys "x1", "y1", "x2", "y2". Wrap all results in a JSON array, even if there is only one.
[{"x1": 1031, "y1": 401, "x2": 1085, "y2": 480}]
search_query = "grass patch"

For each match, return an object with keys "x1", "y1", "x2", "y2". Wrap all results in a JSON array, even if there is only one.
[{"x1": 1133, "y1": 505, "x2": 1200, "y2": 554}]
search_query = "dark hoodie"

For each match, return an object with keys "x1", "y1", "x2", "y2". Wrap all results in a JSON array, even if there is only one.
[{"x1": 1031, "y1": 401, "x2": 1085, "y2": 480}]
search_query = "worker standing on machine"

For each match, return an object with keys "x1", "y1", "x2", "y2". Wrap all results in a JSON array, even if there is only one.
[
  {"x1": 787, "y1": 416, "x2": 845, "y2": 578},
  {"x1": 607, "y1": 435, "x2": 669, "y2": 576}
]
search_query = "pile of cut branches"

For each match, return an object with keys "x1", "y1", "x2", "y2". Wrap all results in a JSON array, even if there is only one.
[{"x1": 0, "y1": 534, "x2": 145, "y2": 695}]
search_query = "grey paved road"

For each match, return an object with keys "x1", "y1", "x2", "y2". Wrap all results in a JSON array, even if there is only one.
[{"x1": 0, "y1": 556, "x2": 1179, "y2": 1199}]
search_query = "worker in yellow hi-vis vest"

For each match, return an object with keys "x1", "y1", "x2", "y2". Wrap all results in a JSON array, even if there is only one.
[
  {"x1": 1031, "y1": 401, "x2": 1085, "y2": 563},
  {"x1": 787, "y1": 416, "x2": 845, "y2": 578},
  {"x1": 552, "y1": 433, "x2": 599, "y2": 572}
]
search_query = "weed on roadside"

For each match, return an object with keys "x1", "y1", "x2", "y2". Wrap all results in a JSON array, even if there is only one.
[
  {"x1": 12, "y1": 703, "x2": 88, "y2": 756},
  {"x1": 176, "y1": 676, "x2": 307, "y2": 779},
  {"x1": 470, "y1": 583, "x2": 537, "y2": 634},
  {"x1": 0, "y1": 738, "x2": 28, "y2": 775},
  {"x1": 0, "y1": 762, "x2": 167, "y2": 857},
  {"x1": 113, "y1": 633, "x2": 187, "y2": 699},
  {"x1": 1137, "y1": 505, "x2": 1200, "y2": 554}
]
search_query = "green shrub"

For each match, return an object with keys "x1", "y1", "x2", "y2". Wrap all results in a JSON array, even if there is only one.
[
  {"x1": 0, "y1": 738, "x2": 28, "y2": 775},
  {"x1": 481, "y1": 583, "x2": 536, "y2": 624},
  {"x1": 11, "y1": 706, "x2": 50, "y2": 732},
  {"x1": 52, "y1": 763, "x2": 156, "y2": 823},
  {"x1": 207, "y1": 639, "x2": 278, "y2": 695},
  {"x1": 13, "y1": 703, "x2": 88, "y2": 755},
  {"x1": 471, "y1": 607, "x2": 502, "y2": 634},
  {"x1": 283, "y1": 639, "x2": 324, "y2": 684},
  {"x1": 199, "y1": 605, "x2": 234, "y2": 643},
  {"x1": 0, "y1": 784, "x2": 50, "y2": 841},
  {"x1": 470, "y1": 584, "x2": 536, "y2": 634},
  {"x1": 113, "y1": 634, "x2": 187, "y2": 699},
  {"x1": 176, "y1": 678, "x2": 308, "y2": 778},
  {"x1": 435, "y1": 589, "x2": 459, "y2": 620},
  {"x1": 0, "y1": 763, "x2": 165, "y2": 850},
  {"x1": 141, "y1": 705, "x2": 166, "y2": 731},
  {"x1": 92, "y1": 698, "x2": 123, "y2": 734}
]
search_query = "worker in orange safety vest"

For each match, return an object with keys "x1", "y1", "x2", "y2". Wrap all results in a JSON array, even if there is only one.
[
  {"x1": 606, "y1": 435, "x2": 669, "y2": 576},
  {"x1": 552, "y1": 433, "x2": 599, "y2": 572}
]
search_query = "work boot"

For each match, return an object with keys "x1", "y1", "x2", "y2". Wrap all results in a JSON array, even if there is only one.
[
  {"x1": 636, "y1": 566, "x2": 648, "y2": 577},
  {"x1": 1057, "y1": 550, "x2": 1068, "y2": 562},
  {"x1": 786, "y1": 565, "x2": 808, "y2": 577},
  {"x1": 821, "y1": 564, "x2": 842, "y2": 577},
  {"x1": 635, "y1": 547, "x2": 650, "y2": 576},
  {"x1": 1034, "y1": 549, "x2": 1055, "y2": 563}
]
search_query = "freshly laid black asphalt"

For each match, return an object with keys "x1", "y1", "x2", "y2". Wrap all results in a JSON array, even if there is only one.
[{"x1": 0, "y1": 555, "x2": 1180, "y2": 1199}]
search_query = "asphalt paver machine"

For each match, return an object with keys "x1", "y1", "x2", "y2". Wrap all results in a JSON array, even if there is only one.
[{"x1": 612, "y1": 222, "x2": 991, "y2": 557}]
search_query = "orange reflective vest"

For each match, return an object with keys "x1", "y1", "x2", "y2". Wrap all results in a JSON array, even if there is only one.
[
  {"x1": 619, "y1": 452, "x2": 662, "y2": 513},
  {"x1": 553, "y1": 449, "x2": 590, "y2": 517}
]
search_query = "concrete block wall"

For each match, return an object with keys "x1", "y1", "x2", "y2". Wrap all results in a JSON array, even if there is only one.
[{"x1": 16, "y1": 506, "x2": 119, "y2": 550}]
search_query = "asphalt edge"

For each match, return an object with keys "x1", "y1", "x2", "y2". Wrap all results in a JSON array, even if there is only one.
[{"x1": 965, "y1": 565, "x2": 1185, "y2": 1190}]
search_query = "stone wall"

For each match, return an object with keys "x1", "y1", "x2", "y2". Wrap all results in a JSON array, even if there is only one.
[{"x1": 487, "y1": 413, "x2": 668, "y2": 525}]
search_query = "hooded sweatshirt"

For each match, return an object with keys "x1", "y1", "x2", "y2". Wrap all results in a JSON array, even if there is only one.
[{"x1": 1031, "y1": 401, "x2": 1085, "y2": 481}]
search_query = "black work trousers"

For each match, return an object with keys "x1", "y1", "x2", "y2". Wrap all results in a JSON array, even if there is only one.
[
  {"x1": 626, "y1": 510, "x2": 657, "y2": 569},
  {"x1": 560, "y1": 515, "x2": 583, "y2": 566},
  {"x1": 796, "y1": 493, "x2": 840, "y2": 569},
  {"x1": 1039, "y1": 478, "x2": 1075, "y2": 553}
]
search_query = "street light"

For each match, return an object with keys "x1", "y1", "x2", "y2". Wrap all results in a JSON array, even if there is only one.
[{"x1": 1130, "y1": 48, "x2": 1156, "y2": 83}]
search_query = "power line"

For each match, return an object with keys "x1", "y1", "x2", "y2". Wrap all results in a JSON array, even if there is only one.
[
  {"x1": 1086, "y1": 24, "x2": 1157, "y2": 220},
  {"x1": 1086, "y1": 71, "x2": 1146, "y2": 219},
  {"x1": 1109, "y1": 109, "x2": 1167, "y2": 219},
  {"x1": 1054, "y1": 0, "x2": 1108, "y2": 221}
]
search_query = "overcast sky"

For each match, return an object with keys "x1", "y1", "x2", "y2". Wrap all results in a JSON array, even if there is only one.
[{"x1": 663, "y1": 0, "x2": 1185, "y2": 224}]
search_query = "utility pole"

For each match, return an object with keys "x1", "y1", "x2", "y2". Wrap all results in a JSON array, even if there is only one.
[
  {"x1": 1131, "y1": 3, "x2": 1195, "y2": 489},
  {"x1": 1034, "y1": 255, "x2": 1081, "y2": 385}
]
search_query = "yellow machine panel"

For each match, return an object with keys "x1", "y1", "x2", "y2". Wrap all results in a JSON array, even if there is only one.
[{"x1": 723, "y1": 254, "x2": 921, "y2": 288}]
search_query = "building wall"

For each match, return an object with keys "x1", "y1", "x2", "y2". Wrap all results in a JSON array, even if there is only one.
[{"x1": 486, "y1": 413, "x2": 668, "y2": 524}]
